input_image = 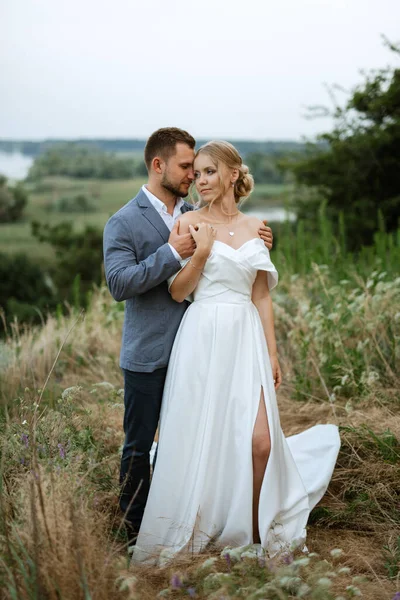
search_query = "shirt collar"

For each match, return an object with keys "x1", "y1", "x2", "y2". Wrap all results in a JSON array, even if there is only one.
[{"x1": 142, "y1": 185, "x2": 184, "y2": 214}]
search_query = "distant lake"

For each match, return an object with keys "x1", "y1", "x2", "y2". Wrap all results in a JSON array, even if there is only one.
[
  {"x1": 245, "y1": 208, "x2": 295, "y2": 222},
  {"x1": 0, "y1": 151, "x2": 33, "y2": 180}
]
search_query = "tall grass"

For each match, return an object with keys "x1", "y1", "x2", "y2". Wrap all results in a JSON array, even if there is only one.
[
  {"x1": 0, "y1": 219, "x2": 399, "y2": 598},
  {"x1": 275, "y1": 206, "x2": 400, "y2": 279}
]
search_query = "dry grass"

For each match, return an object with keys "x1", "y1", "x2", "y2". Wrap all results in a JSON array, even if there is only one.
[{"x1": 0, "y1": 284, "x2": 399, "y2": 599}]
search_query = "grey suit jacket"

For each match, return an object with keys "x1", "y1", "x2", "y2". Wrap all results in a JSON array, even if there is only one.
[{"x1": 103, "y1": 189, "x2": 194, "y2": 372}]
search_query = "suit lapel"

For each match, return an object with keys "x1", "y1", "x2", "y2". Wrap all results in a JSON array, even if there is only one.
[
  {"x1": 137, "y1": 190, "x2": 171, "y2": 243},
  {"x1": 181, "y1": 201, "x2": 195, "y2": 214}
]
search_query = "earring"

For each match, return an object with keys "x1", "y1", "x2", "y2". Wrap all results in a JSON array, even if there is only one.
[{"x1": 231, "y1": 182, "x2": 235, "y2": 187}]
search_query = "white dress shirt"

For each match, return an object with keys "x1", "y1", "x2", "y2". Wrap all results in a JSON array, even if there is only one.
[{"x1": 142, "y1": 185, "x2": 184, "y2": 260}]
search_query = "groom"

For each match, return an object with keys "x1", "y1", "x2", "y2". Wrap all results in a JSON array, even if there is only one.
[{"x1": 103, "y1": 127, "x2": 273, "y2": 542}]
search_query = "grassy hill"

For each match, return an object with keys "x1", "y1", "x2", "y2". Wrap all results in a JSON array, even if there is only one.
[
  {"x1": 0, "y1": 234, "x2": 399, "y2": 598},
  {"x1": 0, "y1": 177, "x2": 292, "y2": 262}
]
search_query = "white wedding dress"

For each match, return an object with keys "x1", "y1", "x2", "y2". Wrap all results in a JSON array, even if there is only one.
[{"x1": 132, "y1": 239, "x2": 340, "y2": 564}]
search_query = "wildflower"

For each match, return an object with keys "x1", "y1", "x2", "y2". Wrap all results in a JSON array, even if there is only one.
[
  {"x1": 340, "y1": 374, "x2": 349, "y2": 386},
  {"x1": 200, "y1": 557, "x2": 217, "y2": 570},
  {"x1": 297, "y1": 583, "x2": 312, "y2": 597},
  {"x1": 220, "y1": 546, "x2": 243, "y2": 563},
  {"x1": 170, "y1": 574, "x2": 183, "y2": 589},
  {"x1": 293, "y1": 557, "x2": 310, "y2": 567},
  {"x1": 352, "y1": 575, "x2": 367, "y2": 584},
  {"x1": 346, "y1": 585, "x2": 362, "y2": 596},
  {"x1": 92, "y1": 381, "x2": 114, "y2": 390},
  {"x1": 391, "y1": 594, "x2": 400, "y2": 600},
  {"x1": 345, "y1": 400, "x2": 353, "y2": 414},
  {"x1": 117, "y1": 575, "x2": 138, "y2": 592},
  {"x1": 57, "y1": 443, "x2": 66, "y2": 459},
  {"x1": 187, "y1": 588, "x2": 196, "y2": 598},
  {"x1": 279, "y1": 576, "x2": 302, "y2": 591},
  {"x1": 338, "y1": 567, "x2": 351, "y2": 574},
  {"x1": 21, "y1": 433, "x2": 29, "y2": 448},
  {"x1": 61, "y1": 386, "x2": 81, "y2": 400},
  {"x1": 282, "y1": 552, "x2": 294, "y2": 564},
  {"x1": 224, "y1": 552, "x2": 231, "y2": 569},
  {"x1": 22, "y1": 419, "x2": 27, "y2": 426},
  {"x1": 360, "y1": 370, "x2": 380, "y2": 386},
  {"x1": 330, "y1": 548, "x2": 343, "y2": 559}
]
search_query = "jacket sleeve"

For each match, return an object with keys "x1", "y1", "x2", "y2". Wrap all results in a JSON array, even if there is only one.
[{"x1": 103, "y1": 214, "x2": 181, "y2": 301}]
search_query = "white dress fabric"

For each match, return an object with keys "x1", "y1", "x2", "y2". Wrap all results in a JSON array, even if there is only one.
[{"x1": 132, "y1": 239, "x2": 340, "y2": 564}]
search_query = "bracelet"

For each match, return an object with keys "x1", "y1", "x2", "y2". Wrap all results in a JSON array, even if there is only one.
[{"x1": 189, "y1": 258, "x2": 202, "y2": 271}]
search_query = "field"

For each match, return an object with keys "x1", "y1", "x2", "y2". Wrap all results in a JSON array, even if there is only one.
[
  {"x1": 0, "y1": 217, "x2": 399, "y2": 599},
  {"x1": 0, "y1": 177, "x2": 291, "y2": 262}
]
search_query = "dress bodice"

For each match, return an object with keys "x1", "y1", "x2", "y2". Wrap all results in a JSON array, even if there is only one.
[{"x1": 169, "y1": 238, "x2": 278, "y2": 305}]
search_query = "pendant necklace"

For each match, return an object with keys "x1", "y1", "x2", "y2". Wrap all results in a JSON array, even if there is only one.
[{"x1": 209, "y1": 210, "x2": 240, "y2": 237}]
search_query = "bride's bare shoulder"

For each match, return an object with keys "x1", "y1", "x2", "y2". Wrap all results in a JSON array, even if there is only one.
[
  {"x1": 177, "y1": 207, "x2": 201, "y2": 233},
  {"x1": 240, "y1": 213, "x2": 264, "y2": 235}
]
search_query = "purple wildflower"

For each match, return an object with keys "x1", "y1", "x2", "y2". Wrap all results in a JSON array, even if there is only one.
[
  {"x1": 187, "y1": 587, "x2": 196, "y2": 597},
  {"x1": 282, "y1": 552, "x2": 294, "y2": 565},
  {"x1": 391, "y1": 594, "x2": 400, "y2": 600},
  {"x1": 170, "y1": 574, "x2": 183, "y2": 589},
  {"x1": 258, "y1": 556, "x2": 266, "y2": 567},
  {"x1": 21, "y1": 433, "x2": 29, "y2": 448},
  {"x1": 57, "y1": 443, "x2": 66, "y2": 459},
  {"x1": 20, "y1": 457, "x2": 25, "y2": 465},
  {"x1": 266, "y1": 558, "x2": 277, "y2": 572},
  {"x1": 224, "y1": 552, "x2": 232, "y2": 570}
]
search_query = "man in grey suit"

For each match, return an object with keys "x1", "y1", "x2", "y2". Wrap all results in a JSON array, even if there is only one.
[{"x1": 103, "y1": 127, "x2": 272, "y2": 543}]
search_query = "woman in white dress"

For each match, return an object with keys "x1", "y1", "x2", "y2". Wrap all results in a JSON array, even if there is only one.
[{"x1": 132, "y1": 141, "x2": 340, "y2": 564}]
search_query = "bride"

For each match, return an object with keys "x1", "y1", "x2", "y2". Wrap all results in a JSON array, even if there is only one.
[{"x1": 131, "y1": 141, "x2": 340, "y2": 564}]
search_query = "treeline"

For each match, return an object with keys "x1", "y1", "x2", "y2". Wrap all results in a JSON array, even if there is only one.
[
  {"x1": 24, "y1": 143, "x2": 287, "y2": 183},
  {"x1": 27, "y1": 144, "x2": 147, "y2": 180},
  {"x1": 0, "y1": 138, "x2": 305, "y2": 158},
  {"x1": 286, "y1": 39, "x2": 400, "y2": 249}
]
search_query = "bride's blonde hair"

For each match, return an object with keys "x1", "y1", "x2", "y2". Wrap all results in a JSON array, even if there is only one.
[{"x1": 193, "y1": 141, "x2": 254, "y2": 209}]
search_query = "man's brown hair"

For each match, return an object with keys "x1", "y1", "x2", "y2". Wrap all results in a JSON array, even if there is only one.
[{"x1": 144, "y1": 127, "x2": 196, "y2": 170}]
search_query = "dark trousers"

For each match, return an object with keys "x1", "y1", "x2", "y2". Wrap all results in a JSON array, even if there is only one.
[{"x1": 119, "y1": 367, "x2": 167, "y2": 534}]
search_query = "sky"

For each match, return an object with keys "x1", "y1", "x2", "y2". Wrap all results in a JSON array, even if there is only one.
[{"x1": 1, "y1": 0, "x2": 399, "y2": 141}]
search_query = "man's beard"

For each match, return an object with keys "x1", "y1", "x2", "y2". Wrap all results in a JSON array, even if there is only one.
[{"x1": 161, "y1": 173, "x2": 188, "y2": 198}]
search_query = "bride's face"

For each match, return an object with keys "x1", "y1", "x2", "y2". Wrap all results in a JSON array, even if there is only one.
[{"x1": 193, "y1": 152, "x2": 231, "y2": 204}]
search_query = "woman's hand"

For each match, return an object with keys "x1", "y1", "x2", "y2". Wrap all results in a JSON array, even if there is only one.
[
  {"x1": 189, "y1": 223, "x2": 216, "y2": 257},
  {"x1": 270, "y1": 354, "x2": 282, "y2": 390}
]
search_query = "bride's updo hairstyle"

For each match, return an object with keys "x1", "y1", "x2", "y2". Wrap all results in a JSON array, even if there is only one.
[{"x1": 195, "y1": 141, "x2": 254, "y2": 207}]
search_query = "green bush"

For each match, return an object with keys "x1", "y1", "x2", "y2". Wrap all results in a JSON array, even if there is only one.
[
  {"x1": 0, "y1": 252, "x2": 56, "y2": 331},
  {"x1": 31, "y1": 220, "x2": 103, "y2": 305},
  {"x1": 49, "y1": 193, "x2": 96, "y2": 213},
  {"x1": 0, "y1": 175, "x2": 28, "y2": 223},
  {"x1": 286, "y1": 41, "x2": 400, "y2": 250}
]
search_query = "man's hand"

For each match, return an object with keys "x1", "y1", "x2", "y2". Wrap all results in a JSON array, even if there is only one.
[
  {"x1": 259, "y1": 220, "x2": 273, "y2": 251},
  {"x1": 169, "y1": 220, "x2": 196, "y2": 259}
]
